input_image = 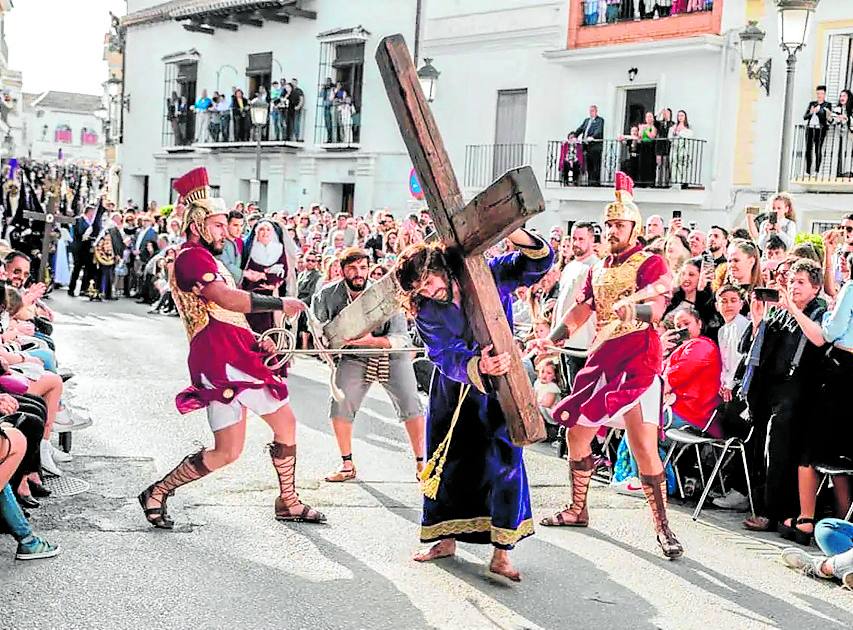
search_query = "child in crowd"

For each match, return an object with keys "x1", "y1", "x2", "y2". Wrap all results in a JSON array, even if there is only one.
[{"x1": 534, "y1": 359, "x2": 562, "y2": 410}]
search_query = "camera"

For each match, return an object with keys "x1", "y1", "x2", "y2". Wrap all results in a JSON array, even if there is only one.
[
  {"x1": 768, "y1": 213, "x2": 778, "y2": 225},
  {"x1": 672, "y1": 328, "x2": 690, "y2": 345},
  {"x1": 753, "y1": 288, "x2": 780, "y2": 303}
]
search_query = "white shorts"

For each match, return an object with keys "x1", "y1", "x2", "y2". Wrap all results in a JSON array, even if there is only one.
[
  {"x1": 206, "y1": 386, "x2": 288, "y2": 432},
  {"x1": 576, "y1": 374, "x2": 662, "y2": 429}
]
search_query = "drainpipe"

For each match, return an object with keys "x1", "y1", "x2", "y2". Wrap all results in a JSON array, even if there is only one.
[{"x1": 414, "y1": 0, "x2": 423, "y2": 64}]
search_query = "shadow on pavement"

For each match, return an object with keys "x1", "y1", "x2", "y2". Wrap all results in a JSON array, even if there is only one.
[
  {"x1": 582, "y1": 528, "x2": 851, "y2": 628},
  {"x1": 358, "y1": 479, "x2": 660, "y2": 628}
]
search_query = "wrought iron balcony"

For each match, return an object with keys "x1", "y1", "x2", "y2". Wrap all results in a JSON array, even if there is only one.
[
  {"x1": 791, "y1": 123, "x2": 853, "y2": 189},
  {"x1": 463, "y1": 143, "x2": 535, "y2": 189},
  {"x1": 544, "y1": 136, "x2": 707, "y2": 189}
]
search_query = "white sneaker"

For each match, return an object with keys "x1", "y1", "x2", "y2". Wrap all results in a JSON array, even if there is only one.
[
  {"x1": 780, "y1": 547, "x2": 831, "y2": 579},
  {"x1": 842, "y1": 571, "x2": 853, "y2": 590},
  {"x1": 39, "y1": 440, "x2": 63, "y2": 477},
  {"x1": 53, "y1": 408, "x2": 92, "y2": 433},
  {"x1": 712, "y1": 489, "x2": 749, "y2": 511},
  {"x1": 612, "y1": 477, "x2": 645, "y2": 498},
  {"x1": 51, "y1": 444, "x2": 72, "y2": 463}
]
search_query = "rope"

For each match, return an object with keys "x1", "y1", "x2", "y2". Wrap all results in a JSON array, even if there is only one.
[{"x1": 419, "y1": 384, "x2": 470, "y2": 500}]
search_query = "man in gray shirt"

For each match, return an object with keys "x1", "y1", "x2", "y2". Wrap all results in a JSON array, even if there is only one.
[{"x1": 312, "y1": 247, "x2": 425, "y2": 482}]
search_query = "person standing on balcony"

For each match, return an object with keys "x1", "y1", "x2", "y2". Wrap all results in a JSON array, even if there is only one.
[
  {"x1": 655, "y1": 108, "x2": 674, "y2": 187},
  {"x1": 215, "y1": 92, "x2": 231, "y2": 142},
  {"x1": 270, "y1": 81, "x2": 284, "y2": 142},
  {"x1": 832, "y1": 89, "x2": 853, "y2": 178},
  {"x1": 193, "y1": 89, "x2": 213, "y2": 144},
  {"x1": 637, "y1": 111, "x2": 658, "y2": 188},
  {"x1": 669, "y1": 110, "x2": 694, "y2": 187},
  {"x1": 232, "y1": 88, "x2": 249, "y2": 142},
  {"x1": 802, "y1": 85, "x2": 832, "y2": 177},
  {"x1": 287, "y1": 78, "x2": 305, "y2": 142},
  {"x1": 575, "y1": 105, "x2": 605, "y2": 187},
  {"x1": 166, "y1": 91, "x2": 184, "y2": 146}
]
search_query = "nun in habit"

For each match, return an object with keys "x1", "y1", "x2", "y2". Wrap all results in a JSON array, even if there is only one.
[{"x1": 240, "y1": 219, "x2": 289, "y2": 334}]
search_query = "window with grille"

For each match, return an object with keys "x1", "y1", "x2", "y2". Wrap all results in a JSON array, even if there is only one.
[
  {"x1": 162, "y1": 59, "x2": 198, "y2": 147},
  {"x1": 314, "y1": 35, "x2": 365, "y2": 147}
]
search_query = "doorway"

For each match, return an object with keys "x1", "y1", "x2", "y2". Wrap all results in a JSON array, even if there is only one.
[
  {"x1": 493, "y1": 88, "x2": 528, "y2": 180},
  {"x1": 622, "y1": 87, "x2": 656, "y2": 133}
]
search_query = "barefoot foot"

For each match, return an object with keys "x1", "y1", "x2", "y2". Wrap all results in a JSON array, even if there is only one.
[
  {"x1": 488, "y1": 550, "x2": 521, "y2": 583},
  {"x1": 413, "y1": 539, "x2": 456, "y2": 562}
]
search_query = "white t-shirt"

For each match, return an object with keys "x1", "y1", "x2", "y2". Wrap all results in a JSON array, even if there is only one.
[
  {"x1": 554, "y1": 254, "x2": 599, "y2": 349},
  {"x1": 534, "y1": 380, "x2": 562, "y2": 406},
  {"x1": 718, "y1": 314, "x2": 749, "y2": 389}
]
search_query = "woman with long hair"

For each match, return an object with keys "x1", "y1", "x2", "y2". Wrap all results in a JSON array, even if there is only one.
[
  {"x1": 726, "y1": 239, "x2": 763, "y2": 293},
  {"x1": 669, "y1": 110, "x2": 694, "y2": 186},
  {"x1": 834, "y1": 89, "x2": 853, "y2": 178},
  {"x1": 637, "y1": 111, "x2": 658, "y2": 187},
  {"x1": 663, "y1": 233, "x2": 691, "y2": 275}
]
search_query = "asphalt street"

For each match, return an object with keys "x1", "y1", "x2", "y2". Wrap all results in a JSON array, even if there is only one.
[{"x1": 1, "y1": 293, "x2": 851, "y2": 630}]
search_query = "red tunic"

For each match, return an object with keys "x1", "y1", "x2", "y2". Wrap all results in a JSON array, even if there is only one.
[
  {"x1": 170, "y1": 241, "x2": 288, "y2": 414},
  {"x1": 554, "y1": 244, "x2": 667, "y2": 427}
]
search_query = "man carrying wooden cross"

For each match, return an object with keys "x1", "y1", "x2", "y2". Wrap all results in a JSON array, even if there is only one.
[{"x1": 394, "y1": 229, "x2": 553, "y2": 583}]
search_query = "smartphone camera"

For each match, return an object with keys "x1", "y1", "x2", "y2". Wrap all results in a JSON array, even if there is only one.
[
  {"x1": 768, "y1": 213, "x2": 778, "y2": 225},
  {"x1": 672, "y1": 210, "x2": 682, "y2": 220},
  {"x1": 753, "y1": 288, "x2": 780, "y2": 303}
]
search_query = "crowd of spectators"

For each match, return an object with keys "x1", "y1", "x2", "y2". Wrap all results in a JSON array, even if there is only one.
[
  {"x1": 561, "y1": 104, "x2": 698, "y2": 188},
  {"x1": 5, "y1": 180, "x2": 853, "y2": 585},
  {"x1": 0, "y1": 247, "x2": 92, "y2": 560},
  {"x1": 166, "y1": 77, "x2": 307, "y2": 146},
  {"x1": 581, "y1": 0, "x2": 714, "y2": 25}
]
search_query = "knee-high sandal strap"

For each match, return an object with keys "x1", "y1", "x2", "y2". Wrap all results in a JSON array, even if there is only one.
[
  {"x1": 269, "y1": 442, "x2": 326, "y2": 523},
  {"x1": 640, "y1": 472, "x2": 683, "y2": 559},
  {"x1": 541, "y1": 454, "x2": 594, "y2": 527},
  {"x1": 138, "y1": 449, "x2": 210, "y2": 529}
]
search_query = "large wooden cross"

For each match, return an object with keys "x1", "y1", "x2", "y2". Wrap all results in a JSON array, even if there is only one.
[
  {"x1": 353, "y1": 34, "x2": 545, "y2": 446},
  {"x1": 23, "y1": 176, "x2": 75, "y2": 284}
]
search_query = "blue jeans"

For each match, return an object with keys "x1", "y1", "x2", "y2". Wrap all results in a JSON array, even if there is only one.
[
  {"x1": 270, "y1": 108, "x2": 283, "y2": 141},
  {"x1": 815, "y1": 518, "x2": 853, "y2": 556},
  {"x1": 0, "y1": 483, "x2": 31, "y2": 541}
]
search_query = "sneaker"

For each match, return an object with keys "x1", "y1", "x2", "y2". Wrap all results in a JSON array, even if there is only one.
[
  {"x1": 612, "y1": 477, "x2": 644, "y2": 498},
  {"x1": 780, "y1": 547, "x2": 832, "y2": 579},
  {"x1": 842, "y1": 571, "x2": 853, "y2": 590},
  {"x1": 712, "y1": 489, "x2": 749, "y2": 511},
  {"x1": 16, "y1": 535, "x2": 60, "y2": 560},
  {"x1": 40, "y1": 440, "x2": 63, "y2": 477},
  {"x1": 53, "y1": 408, "x2": 92, "y2": 433},
  {"x1": 51, "y1": 444, "x2": 72, "y2": 463}
]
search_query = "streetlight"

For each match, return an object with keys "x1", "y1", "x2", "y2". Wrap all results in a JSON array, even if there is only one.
[
  {"x1": 738, "y1": 21, "x2": 772, "y2": 96},
  {"x1": 417, "y1": 58, "x2": 440, "y2": 103},
  {"x1": 250, "y1": 99, "x2": 269, "y2": 205},
  {"x1": 776, "y1": 0, "x2": 821, "y2": 191},
  {"x1": 1, "y1": 133, "x2": 13, "y2": 157}
]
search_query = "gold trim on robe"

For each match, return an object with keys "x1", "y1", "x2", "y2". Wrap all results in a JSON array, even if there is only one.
[{"x1": 420, "y1": 517, "x2": 534, "y2": 546}]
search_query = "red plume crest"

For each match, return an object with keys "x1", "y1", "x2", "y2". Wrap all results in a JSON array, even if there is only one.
[
  {"x1": 172, "y1": 167, "x2": 210, "y2": 202},
  {"x1": 614, "y1": 171, "x2": 634, "y2": 197}
]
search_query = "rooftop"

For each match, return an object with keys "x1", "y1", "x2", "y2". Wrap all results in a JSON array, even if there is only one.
[{"x1": 29, "y1": 91, "x2": 103, "y2": 113}]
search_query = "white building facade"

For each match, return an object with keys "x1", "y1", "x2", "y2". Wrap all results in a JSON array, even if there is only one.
[
  {"x1": 119, "y1": 0, "x2": 420, "y2": 213},
  {"x1": 0, "y1": 0, "x2": 23, "y2": 160},
  {"x1": 419, "y1": 0, "x2": 853, "y2": 234},
  {"x1": 22, "y1": 91, "x2": 105, "y2": 164}
]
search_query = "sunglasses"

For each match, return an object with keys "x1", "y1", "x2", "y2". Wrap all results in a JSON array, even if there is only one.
[{"x1": 844, "y1": 226, "x2": 853, "y2": 233}]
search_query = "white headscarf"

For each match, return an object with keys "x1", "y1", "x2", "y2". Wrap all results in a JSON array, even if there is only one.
[{"x1": 250, "y1": 220, "x2": 284, "y2": 267}]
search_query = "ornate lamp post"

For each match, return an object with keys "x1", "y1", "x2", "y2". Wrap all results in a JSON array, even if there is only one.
[
  {"x1": 739, "y1": 21, "x2": 772, "y2": 96},
  {"x1": 416, "y1": 58, "x2": 440, "y2": 103},
  {"x1": 250, "y1": 100, "x2": 269, "y2": 205},
  {"x1": 776, "y1": 0, "x2": 821, "y2": 191}
]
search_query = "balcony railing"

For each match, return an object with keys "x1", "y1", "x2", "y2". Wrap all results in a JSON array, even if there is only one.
[
  {"x1": 579, "y1": 0, "x2": 714, "y2": 27},
  {"x1": 163, "y1": 108, "x2": 305, "y2": 148},
  {"x1": 791, "y1": 123, "x2": 853, "y2": 187},
  {"x1": 545, "y1": 137, "x2": 706, "y2": 189},
  {"x1": 464, "y1": 143, "x2": 534, "y2": 188}
]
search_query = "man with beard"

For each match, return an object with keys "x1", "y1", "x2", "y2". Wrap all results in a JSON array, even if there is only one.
[
  {"x1": 539, "y1": 172, "x2": 683, "y2": 560},
  {"x1": 393, "y1": 228, "x2": 553, "y2": 583},
  {"x1": 553, "y1": 222, "x2": 600, "y2": 386},
  {"x1": 311, "y1": 247, "x2": 425, "y2": 482},
  {"x1": 708, "y1": 225, "x2": 729, "y2": 267},
  {"x1": 138, "y1": 167, "x2": 325, "y2": 529}
]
